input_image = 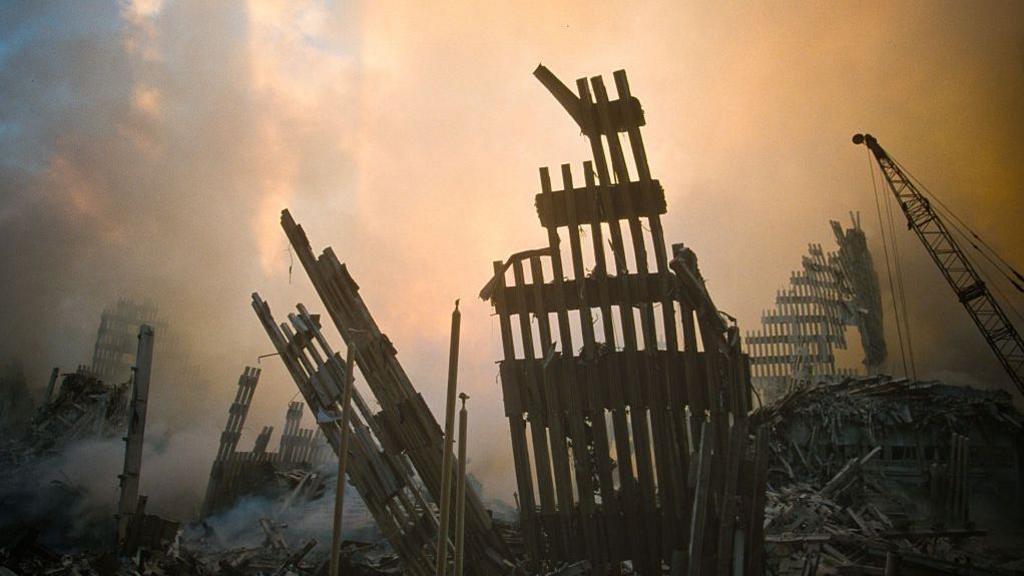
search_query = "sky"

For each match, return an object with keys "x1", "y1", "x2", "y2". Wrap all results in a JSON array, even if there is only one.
[{"x1": 0, "y1": 0, "x2": 1022, "y2": 509}]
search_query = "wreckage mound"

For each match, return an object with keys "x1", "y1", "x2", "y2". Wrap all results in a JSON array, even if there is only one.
[{"x1": 754, "y1": 374, "x2": 1024, "y2": 574}]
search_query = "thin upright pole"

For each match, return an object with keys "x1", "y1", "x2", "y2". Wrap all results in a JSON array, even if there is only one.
[
  {"x1": 330, "y1": 347, "x2": 357, "y2": 576},
  {"x1": 436, "y1": 300, "x2": 461, "y2": 575},
  {"x1": 117, "y1": 325, "x2": 154, "y2": 549},
  {"x1": 454, "y1": 393, "x2": 469, "y2": 576}
]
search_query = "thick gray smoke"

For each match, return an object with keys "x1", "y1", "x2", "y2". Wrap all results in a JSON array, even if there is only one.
[
  {"x1": 0, "y1": 433, "x2": 378, "y2": 553},
  {"x1": 0, "y1": 0, "x2": 366, "y2": 513},
  {"x1": 0, "y1": 432, "x2": 209, "y2": 550},
  {"x1": 1, "y1": 1, "x2": 1022, "y2": 511}
]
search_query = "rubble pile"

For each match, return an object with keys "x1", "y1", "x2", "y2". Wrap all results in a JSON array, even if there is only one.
[
  {"x1": 754, "y1": 375, "x2": 1022, "y2": 485},
  {"x1": 754, "y1": 374, "x2": 1024, "y2": 575},
  {"x1": 27, "y1": 368, "x2": 130, "y2": 452},
  {"x1": 0, "y1": 367, "x2": 129, "y2": 471}
]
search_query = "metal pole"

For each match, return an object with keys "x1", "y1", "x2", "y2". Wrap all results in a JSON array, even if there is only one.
[
  {"x1": 436, "y1": 300, "x2": 461, "y2": 575},
  {"x1": 117, "y1": 324, "x2": 154, "y2": 549},
  {"x1": 330, "y1": 347, "x2": 357, "y2": 576},
  {"x1": 454, "y1": 393, "x2": 469, "y2": 576}
]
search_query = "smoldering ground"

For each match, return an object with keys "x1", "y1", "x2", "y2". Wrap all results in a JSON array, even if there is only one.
[{"x1": 0, "y1": 431, "x2": 380, "y2": 553}]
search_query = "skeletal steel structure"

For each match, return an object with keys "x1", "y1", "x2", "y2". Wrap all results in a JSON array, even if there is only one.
[
  {"x1": 745, "y1": 214, "x2": 887, "y2": 400},
  {"x1": 482, "y1": 65, "x2": 767, "y2": 575},
  {"x1": 252, "y1": 211, "x2": 514, "y2": 575},
  {"x1": 91, "y1": 299, "x2": 160, "y2": 386},
  {"x1": 201, "y1": 367, "x2": 329, "y2": 517}
]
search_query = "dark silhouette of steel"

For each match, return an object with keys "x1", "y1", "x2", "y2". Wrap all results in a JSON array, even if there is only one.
[
  {"x1": 329, "y1": 348, "x2": 356, "y2": 576},
  {"x1": 116, "y1": 324, "x2": 154, "y2": 548},
  {"x1": 454, "y1": 393, "x2": 470, "y2": 576},
  {"x1": 437, "y1": 301, "x2": 461, "y2": 576},
  {"x1": 484, "y1": 65, "x2": 766, "y2": 575}
]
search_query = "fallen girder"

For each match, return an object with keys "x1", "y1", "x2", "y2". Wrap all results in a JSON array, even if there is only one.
[
  {"x1": 270, "y1": 210, "x2": 515, "y2": 574},
  {"x1": 252, "y1": 296, "x2": 438, "y2": 575}
]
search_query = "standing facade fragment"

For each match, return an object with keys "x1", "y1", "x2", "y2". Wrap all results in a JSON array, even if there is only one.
[
  {"x1": 202, "y1": 366, "x2": 260, "y2": 516},
  {"x1": 481, "y1": 65, "x2": 766, "y2": 574},
  {"x1": 201, "y1": 367, "x2": 328, "y2": 516},
  {"x1": 745, "y1": 214, "x2": 887, "y2": 400},
  {"x1": 92, "y1": 299, "x2": 160, "y2": 386}
]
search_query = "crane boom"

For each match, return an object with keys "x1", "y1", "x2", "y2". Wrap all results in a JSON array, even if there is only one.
[{"x1": 853, "y1": 133, "x2": 1024, "y2": 397}]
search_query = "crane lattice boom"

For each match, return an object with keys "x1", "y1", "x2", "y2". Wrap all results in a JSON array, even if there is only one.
[{"x1": 853, "y1": 133, "x2": 1024, "y2": 397}]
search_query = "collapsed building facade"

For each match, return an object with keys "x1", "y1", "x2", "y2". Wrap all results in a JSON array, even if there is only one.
[
  {"x1": 202, "y1": 366, "x2": 331, "y2": 516},
  {"x1": 91, "y1": 299, "x2": 161, "y2": 386},
  {"x1": 745, "y1": 214, "x2": 888, "y2": 400},
  {"x1": 478, "y1": 66, "x2": 768, "y2": 575}
]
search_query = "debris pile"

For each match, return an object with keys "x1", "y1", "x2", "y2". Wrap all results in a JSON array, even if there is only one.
[
  {"x1": 9, "y1": 367, "x2": 129, "y2": 458},
  {"x1": 754, "y1": 374, "x2": 1024, "y2": 574},
  {"x1": 0, "y1": 511, "x2": 401, "y2": 576}
]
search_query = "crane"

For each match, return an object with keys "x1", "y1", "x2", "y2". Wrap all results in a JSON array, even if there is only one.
[{"x1": 853, "y1": 133, "x2": 1024, "y2": 397}]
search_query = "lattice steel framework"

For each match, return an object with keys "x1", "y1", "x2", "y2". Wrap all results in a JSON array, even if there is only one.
[{"x1": 483, "y1": 66, "x2": 766, "y2": 575}]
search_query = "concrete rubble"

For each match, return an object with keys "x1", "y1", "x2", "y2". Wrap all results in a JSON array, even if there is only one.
[{"x1": 754, "y1": 374, "x2": 1024, "y2": 575}]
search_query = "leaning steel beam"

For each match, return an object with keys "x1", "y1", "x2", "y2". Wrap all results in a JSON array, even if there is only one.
[
  {"x1": 268, "y1": 216, "x2": 514, "y2": 573},
  {"x1": 252, "y1": 295, "x2": 436, "y2": 576}
]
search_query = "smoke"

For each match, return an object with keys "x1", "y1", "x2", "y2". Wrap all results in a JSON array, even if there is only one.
[
  {"x1": 0, "y1": 0, "x2": 365, "y2": 514},
  {"x1": 194, "y1": 478, "x2": 377, "y2": 555},
  {"x1": 0, "y1": 429, "x2": 212, "y2": 550},
  {"x1": 0, "y1": 429, "x2": 381, "y2": 554},
  {"x1": 1, "y1": 1, "x2": 1022, "y2": 510}
]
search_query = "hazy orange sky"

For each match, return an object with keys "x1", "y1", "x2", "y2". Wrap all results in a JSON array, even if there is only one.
[{"x1": 1, "y1": 0, "x2": 1021, "y2": 508}]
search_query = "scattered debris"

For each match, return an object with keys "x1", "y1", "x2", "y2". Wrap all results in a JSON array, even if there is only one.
[
  {"x1": 755, "y1": 374, "x2": 1024, "y2": 574},
  {"x1": 23, "y1": 367, "x2": 130, "y2": 453}
]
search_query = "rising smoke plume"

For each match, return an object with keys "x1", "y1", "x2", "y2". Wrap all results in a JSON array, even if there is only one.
[{"x1": 1, "y1": 1, "x2": 1021, "y2": 507}]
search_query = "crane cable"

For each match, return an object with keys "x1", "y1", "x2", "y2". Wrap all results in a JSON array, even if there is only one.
[
  {"x1": 881, "y1": 162, "x2": 918, "y2": 380},
  {"x1": 891, "y1": 158, "x2": 1024, "y2": 326},
  {"x1": 895, "y1": 158, "x2": 1024, "y2": 292},
  {"x1": 867, "y1": 150, "x2": 911, "y2": 379}
]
